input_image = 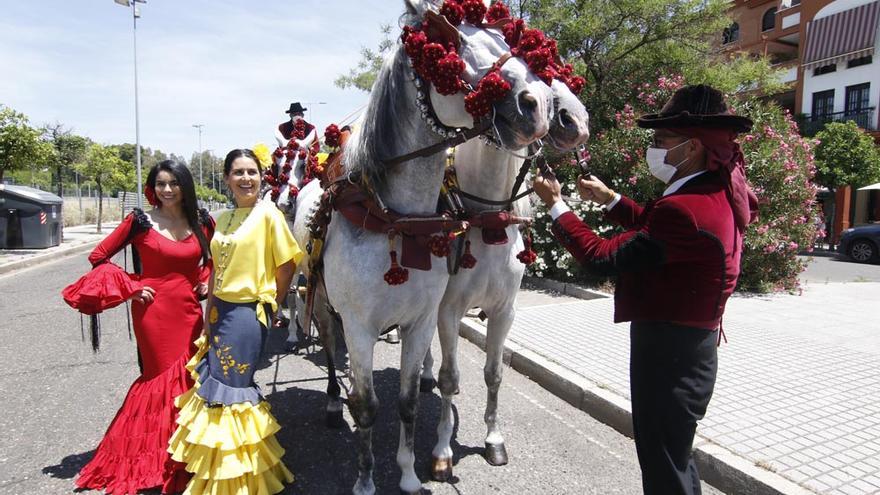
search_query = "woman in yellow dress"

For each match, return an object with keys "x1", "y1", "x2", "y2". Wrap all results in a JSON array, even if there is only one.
[{"x1": 168, "y1": 148, "x2": 302, "y2": 494}]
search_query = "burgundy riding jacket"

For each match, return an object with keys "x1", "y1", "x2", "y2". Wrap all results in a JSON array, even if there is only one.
[{"x1": 550, "y1": 172, "x2": 742, "y2": 329}]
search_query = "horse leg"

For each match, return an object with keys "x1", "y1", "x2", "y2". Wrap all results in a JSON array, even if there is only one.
[
  {"x1": 397, "y1": 319, "x2": 434, "y2": 494},
  {"x1": 420, "y1": 347, "x2": 435, "y2": 393},
  {"x1": 344, "y1": 325, "x2": 379, "y2": 495},
  {"x1": 313, "y1": 286, "x2": 345, "y2": 428},
  {"x1": 431, "y1": 302, "x2": 465, "y2": 482},
  {"x1": 483, "y1": 307, "x2": 515, "y2": 466}
]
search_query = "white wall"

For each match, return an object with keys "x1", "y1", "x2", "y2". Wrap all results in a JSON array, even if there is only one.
[{"x1": 802, "y1": 1, "x2": 880, "y2": 116}]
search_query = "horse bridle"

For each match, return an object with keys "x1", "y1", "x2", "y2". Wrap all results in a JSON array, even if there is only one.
[{"x1": 382, "y1": 51, "x2": 517, "y2": 168}]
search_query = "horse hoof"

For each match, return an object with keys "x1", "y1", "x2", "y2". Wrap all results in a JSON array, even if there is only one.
[
  {"x1": 431, "y1": 456, "x2": 453, "y2": 482},
  {"x1": 419, "y1": 377, "x2": 436, "y2": 393},
  {"x1": 484, "y1": 442, "x2": 509, "y2": 466},
  {"x1": 325, "y1": 410, "x2": 345, "y2": 429}
]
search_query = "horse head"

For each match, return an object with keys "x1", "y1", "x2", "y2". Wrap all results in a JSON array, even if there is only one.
[
  {"x1": 403, "y1": 0, "x2": 554, "y2": 150},
  {"x1": 548, "y1": 78, "x2": 590, "y2": 150}
]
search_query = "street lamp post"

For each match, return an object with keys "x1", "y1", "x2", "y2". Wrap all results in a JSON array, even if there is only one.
[
  {"x1": 114, "y1": 0, "x2": 146, "y2": 209},
  {"x1": 305, "y1": 101, "x2": 327, "y2": 124},
  {"x1": 192, "y1": 124, "x2": 204, "y2": 186}
]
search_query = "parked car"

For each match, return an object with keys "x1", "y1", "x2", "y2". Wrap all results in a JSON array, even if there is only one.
[{"x1": 838, "y1": 224, "x2": 880, "y2": 263}]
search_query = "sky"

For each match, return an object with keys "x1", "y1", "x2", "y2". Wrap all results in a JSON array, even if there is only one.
[{"x1": 0, "y1": 0, "x2": 403, "y2": 161}]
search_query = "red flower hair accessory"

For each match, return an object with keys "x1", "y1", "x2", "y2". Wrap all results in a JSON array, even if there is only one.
[{"x1": 144, "y1": 186, "x2": 159, "y2": 207}]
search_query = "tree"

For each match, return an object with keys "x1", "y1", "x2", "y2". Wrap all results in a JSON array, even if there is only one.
[
  {"x1": 0, "y1": 105, "x2": 53, "y2": 183},
  {"x1": 813, "y1": 121, "x2": 880, "y2": 191},
  {"x1": 75, "y1": 143, "x2": 128, "y2": 232},
  {"x1": 44, "y1": 124, "x2": 89, "y2": 197},
  {"x1": 335, "y1": 24, "x2": 395, "y2": 92}
]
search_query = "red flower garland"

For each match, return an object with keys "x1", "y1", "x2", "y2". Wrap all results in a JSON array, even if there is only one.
[
  {"x1": 403, "y1": 1, "x2": 586, "y2": 123},
  {"x1": 266, "y1": 121, "x2": 311, "y2": 202}
]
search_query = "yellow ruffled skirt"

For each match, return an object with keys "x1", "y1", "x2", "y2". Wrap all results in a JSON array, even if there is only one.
[{"x1": 168, "y1": 336, "x2": 294, "y2": 495}]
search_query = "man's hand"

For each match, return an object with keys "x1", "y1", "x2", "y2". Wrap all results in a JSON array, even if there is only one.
[
  {"x1": 532, "y1": 167, "x2": 563, "y2": 207},
  {"x1": 577, "y1": 175, "x2": 616, "y2": 206}
]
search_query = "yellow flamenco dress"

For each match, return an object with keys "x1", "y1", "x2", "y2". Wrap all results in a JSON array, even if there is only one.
[{"x1": 169, "y1": 201, "x2": 303, "y2": 494}]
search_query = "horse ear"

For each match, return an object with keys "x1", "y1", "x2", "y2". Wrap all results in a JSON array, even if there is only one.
[
  {"x1": 404, "y1": 0, "x2": 440, "y2": 18},
  {"x1": 424, "y1": 10, "x2": 461, "y2": 52}
]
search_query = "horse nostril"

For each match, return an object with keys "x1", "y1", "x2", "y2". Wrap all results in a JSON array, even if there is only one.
[
  {"x1": 518, "y1": 91, "x2": 538, "y2": 114},
  {"x1": 559, "y1": 109, "x2": 575, "y2": 128}
]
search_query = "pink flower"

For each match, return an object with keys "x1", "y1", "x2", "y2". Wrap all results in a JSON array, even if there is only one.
[{"x1": 628, "y1": 175, "x2": 638, "y2": 185}]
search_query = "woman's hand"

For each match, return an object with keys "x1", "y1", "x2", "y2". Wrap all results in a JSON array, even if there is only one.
[
  {"x1": 192, "y1": 282, "x2": 209, "y2": 297},
  {"x1": 131, "y1": 286, "x2": 156, "y2": 305},
  {"x1": 531, "y1": 168, "x2": 563, "y2": 207},
  {"x1": 576, "y1": 175, "x2": 616, "y2": 206}
]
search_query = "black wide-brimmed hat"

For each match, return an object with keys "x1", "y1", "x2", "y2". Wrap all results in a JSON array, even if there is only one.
[
  {"x1": 637, "y1": 84, "x2": 753, "y2": 133},
  {"x1": 285, "y1": 102, "x2": 307, "y2": 114}
]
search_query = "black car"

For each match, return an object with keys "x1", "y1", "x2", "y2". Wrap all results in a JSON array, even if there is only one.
[{"x1": 838, "y1": 224, "x2": 880, "y2": 263}]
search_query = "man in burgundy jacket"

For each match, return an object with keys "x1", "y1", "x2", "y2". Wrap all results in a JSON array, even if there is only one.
[{"x1": 533, "y1": 85, "x2": 757, "y2": 495}]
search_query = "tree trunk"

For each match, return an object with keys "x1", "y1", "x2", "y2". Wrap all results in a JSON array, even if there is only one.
[
  {"x1": 96, "y1": 179, "x2": 103, "y2": 234},
  {"x1": 0, "y1": 168, "x2": 5, "y2": 183},
  {"x1": 56, "y1": 165, "x2": 63, "y2": 198}
]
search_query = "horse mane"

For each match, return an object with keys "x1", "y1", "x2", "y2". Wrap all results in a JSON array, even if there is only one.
[{"x1": 345, "y1": 42, "x2": 414, "y2": 193}]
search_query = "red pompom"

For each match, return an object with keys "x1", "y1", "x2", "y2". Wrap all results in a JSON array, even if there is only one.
[
  {"x1": 459, "y1": 240, "x2": 477, "y2": 269},
  {"x1": 516, "y1": 247, "x2": 537, "y2": 264},
  {"x1": 428, "y1": 233, "x2": 453, "y2": 258},
  {"x1": 486, "y1": 1, "x2": 511, "y2": 23},
  {"x1": 298, "y1": 149, "x2": 307, "y2": 160},
  {"x1": 273, "y1": 147, "x2": 284, "y2": 158},
  {"x1": 462, "y1": 0, "x2": 487, "y2": 25},
  {"x1": 285, "y1": 149, "x2": 296, "y2": 159},
  {"x1": 567, "y1": 75, "x2": 586, "y2": 94},
  {"x1": 324, "y1": 124, "x2": 341, "y2": 148},
  {"x1": 287, "y1": 141, "x2": 299, "y2": 151},
  {"x1": 440, "y1": 1, "x2": 465, "y2": 25},
  {"x1": 384, "y1": 251, "x2": 409, "y2": 285}
]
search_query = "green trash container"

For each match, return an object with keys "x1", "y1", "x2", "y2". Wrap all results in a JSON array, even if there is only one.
[{"x1": 0, "y1": 184, "x2": 63, "y2": 249}]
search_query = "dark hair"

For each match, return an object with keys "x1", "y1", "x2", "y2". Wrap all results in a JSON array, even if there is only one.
[
  {"x1": 146, "y1": 160, "x2": 211, "y2": 265},
  {"x1": 223, "y1": 148, "x2": 263, "y2": 176},
  {"x1": 660, "y1": 84, "x2": 728, "y2": 117}
]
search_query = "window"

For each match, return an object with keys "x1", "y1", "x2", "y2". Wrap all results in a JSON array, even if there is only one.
[
  {"x1": 845, "y1": 83, "x2": 870, "y2": 114},
  {"x1": 813, "y1": 64, "x2": 837, "y2": 76},
  {"x1": 722, "y1": 22, "x2": 739, "y2": 44},
  {"x1": 812, "y1": 90, "x2": 835, "y2": 119},
  {"x1": 762, "y1": 7, "x2": 777, "y2": 32},
  {"x1": 848, "y1": 56, "x2": 873, "y2": 68}
]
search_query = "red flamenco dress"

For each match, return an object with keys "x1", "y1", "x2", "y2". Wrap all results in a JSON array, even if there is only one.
[{"x1": 76, "y1": 208, "x2": 214, "y2": 495}]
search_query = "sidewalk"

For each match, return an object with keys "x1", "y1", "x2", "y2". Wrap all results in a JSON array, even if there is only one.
[
  {"x1": 460, "y1": 279, "x2": 880, "y2": 495},
  {"x1": 0, "y1": 222, "x2": 118, "y2": 275}
]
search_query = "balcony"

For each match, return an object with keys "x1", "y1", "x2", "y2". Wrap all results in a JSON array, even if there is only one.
[{"x1": 798, "y1": 108, "x2": 876, "y2": 136}]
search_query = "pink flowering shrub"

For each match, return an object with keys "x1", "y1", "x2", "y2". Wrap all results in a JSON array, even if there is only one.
[{"x1": 529, "y1": 75, "x2": 821, "y2": 293}]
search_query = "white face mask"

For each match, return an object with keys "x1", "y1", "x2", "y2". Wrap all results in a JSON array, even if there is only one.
[{"x1": 646, "y1": 139, "x2": 690, "y2": 184}]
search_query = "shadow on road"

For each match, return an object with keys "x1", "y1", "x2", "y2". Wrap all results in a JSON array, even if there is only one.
[
  {"x1": 266, "y1": 351, "x2": 485, "y2": 494},
  {"x1": 41, "y1": 450, "x2": 94, "y2": 480}
]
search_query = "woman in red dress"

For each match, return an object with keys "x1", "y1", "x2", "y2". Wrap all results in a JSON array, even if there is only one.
[{"x1": 76, "y1": 160, "x2": 214, "y2": 495}]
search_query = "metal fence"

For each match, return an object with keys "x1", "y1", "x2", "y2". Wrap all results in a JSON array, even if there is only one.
[{"x1": 799, "y1": 108, "x2": 876, "y2": 136}]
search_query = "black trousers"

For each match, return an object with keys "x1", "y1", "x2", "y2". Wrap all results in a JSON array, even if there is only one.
[{"x1": 630, "y1": 321, "x2": 718, "y2": 495}]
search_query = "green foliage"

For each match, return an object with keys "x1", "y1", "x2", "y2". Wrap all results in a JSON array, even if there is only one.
[
  {"x1": 525, "y1": 0, "x2": 732, "y2": 129},
  {"x1": 335, "y1": 24, "x2": 394, "y2": 93},
  {"x1": 529, "y1": 76, "x2": 821, "y2": 293},
  {"x1": 0, "y1": 105, "x2": 54, "y2": 182},
  {"x1": 75, "y1": 143, "x2": 129, "y2": 232},
  {"x1": 195, "y1": 184, "x2": 226, "y2": 202},
  {"x1": 813, "y1": 121, "x2": 880, "y2": 190},
  {"x1": 44, "y1": 124, "x2": 90, "y2": 196}
]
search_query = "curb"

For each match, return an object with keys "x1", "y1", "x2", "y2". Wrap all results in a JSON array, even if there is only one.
[
  {"x1": 521, "y1": 275, "x2": 611, "y2": 300},
  {"x1": 458, "y1": 317, "x2": 814, "y2": 495},
  {"x1": 0, "y1": 239, "x2": 101, "y2": 276}
]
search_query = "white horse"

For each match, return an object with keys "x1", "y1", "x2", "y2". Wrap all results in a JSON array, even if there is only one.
[
  {"x1": 426, "y1": 78, "x2": 590, "y2": 481},
  {"x1": 292, "y1": 0, "x2": 554, "y2": 492}
]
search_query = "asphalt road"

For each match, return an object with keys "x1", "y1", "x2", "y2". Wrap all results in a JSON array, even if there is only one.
[
  {"x1": 799, "y1": 252, "x2": 880, "y2": 283},
  {"x1": 0, "y1": 253, "x2": 724, "y2": 495}
]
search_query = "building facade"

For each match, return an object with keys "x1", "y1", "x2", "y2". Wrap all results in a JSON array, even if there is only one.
[{"x1": 723, "y1": 0, "x2": 880, "y2": 237}]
